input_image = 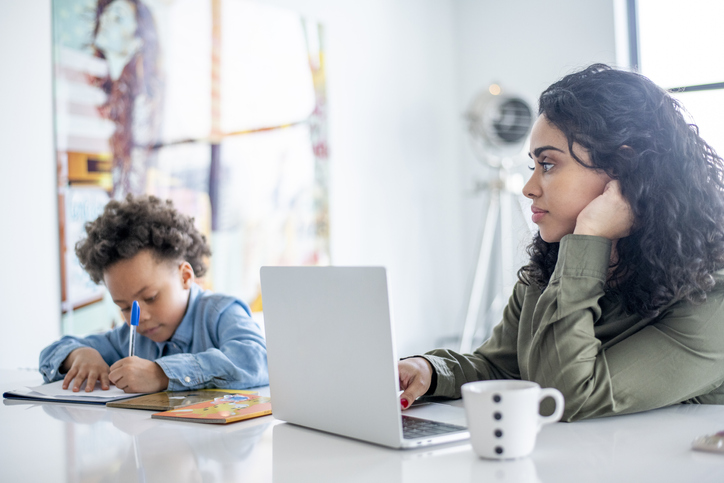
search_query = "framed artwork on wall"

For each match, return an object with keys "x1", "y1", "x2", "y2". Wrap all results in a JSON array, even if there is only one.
[{"x1": 52, "y1": 0, "x2": 330, "y2": 335}]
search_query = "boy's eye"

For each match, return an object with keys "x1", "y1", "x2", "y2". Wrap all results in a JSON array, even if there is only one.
[
  {"x1": 121, "y1": 307, "x2": 130, "y2": 313},
  {"x1": 145, "y1": 295, "x2": 157, "y2": 304}
]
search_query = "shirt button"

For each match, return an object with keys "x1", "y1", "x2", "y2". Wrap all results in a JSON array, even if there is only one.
[
  {"x1": 50, "y1": 369, "x2": 55, "y2": 375},
  {"x1": 184, "y1": 376, "x2": 191, "y2": 383}
]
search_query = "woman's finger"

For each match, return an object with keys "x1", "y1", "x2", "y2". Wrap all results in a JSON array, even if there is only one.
[{"x1": 398, "y1": 358, "x2": 434, "y2": 410}]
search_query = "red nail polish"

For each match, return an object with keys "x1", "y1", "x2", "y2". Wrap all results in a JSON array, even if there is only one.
[{"x1": 401, "y1": 399, "x2": 409, "y2": 409}]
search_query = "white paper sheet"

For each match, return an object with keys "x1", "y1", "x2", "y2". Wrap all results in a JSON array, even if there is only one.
[{"x1": 28, "y1": 380, "x2": 146, "y2": 399}]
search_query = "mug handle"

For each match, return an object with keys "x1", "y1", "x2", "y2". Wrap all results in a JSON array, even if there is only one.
[{"x1": 538, "y1": 387, "x2": 565, "y2": 428}]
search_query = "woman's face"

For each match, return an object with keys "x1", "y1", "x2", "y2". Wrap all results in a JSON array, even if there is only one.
[
  {"x1": 95, "y1": 0, "x2": 139, "y2": 58},
  {"x1": 522, "y1": 116, "x2": 611, "y2": 243}
]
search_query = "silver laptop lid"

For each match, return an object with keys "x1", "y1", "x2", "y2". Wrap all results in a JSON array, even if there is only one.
[{"x1": 261, "y1": 267, "x2": 404, "y2": 447}]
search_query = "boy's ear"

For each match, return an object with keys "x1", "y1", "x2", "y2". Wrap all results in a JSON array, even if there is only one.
[{"x1": 179, "y1": 261, "x2": 195, "y2": 289}]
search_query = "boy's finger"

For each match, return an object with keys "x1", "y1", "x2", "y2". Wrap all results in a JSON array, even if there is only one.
[
  {"x1": 100, "y1": 372, "x2": 111, "y2": 390},
  {"x1": 85, "y1": 373, "x2": 97, "y2": 392},
  {"x1": 72, "y1": 372, "x2": 86, "y2": 392},
  {"x1": 62, "y1": 369, "x2": 76, "y2": 390}
]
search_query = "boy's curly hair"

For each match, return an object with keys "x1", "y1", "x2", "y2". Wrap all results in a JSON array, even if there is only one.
[{"x1": 76, "y1": 195, "x2": 212, "y2": 284}]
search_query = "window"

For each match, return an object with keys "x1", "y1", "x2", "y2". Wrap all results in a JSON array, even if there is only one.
[{"x1": 629, "y1": 0, "x2": 724, "y2": 155}]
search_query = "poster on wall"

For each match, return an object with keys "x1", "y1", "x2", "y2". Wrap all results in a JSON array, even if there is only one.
[{"x1": 52, "y1": 0, "x2": 330, "y2": 335}]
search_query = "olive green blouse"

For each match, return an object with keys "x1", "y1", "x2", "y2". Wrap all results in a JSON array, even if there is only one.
[{"x1": 422, "y1": 235, "x2": 724, "y2": 422}]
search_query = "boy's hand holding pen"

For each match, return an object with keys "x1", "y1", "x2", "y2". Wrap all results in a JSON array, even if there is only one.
[
  {"x1": 108, "y1": 300, "x2": 170, "y2": 393},
  {"x1": 61, "y1": 300, "x2": 169, "y2": 393}
]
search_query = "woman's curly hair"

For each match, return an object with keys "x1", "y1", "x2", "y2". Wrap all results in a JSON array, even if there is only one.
[
  {"x1": 518, "y1": 64, "x2": 724, "y2": 318},
  {"x1": 76, "y1": 195, "x2": 211, "y2": 284}
]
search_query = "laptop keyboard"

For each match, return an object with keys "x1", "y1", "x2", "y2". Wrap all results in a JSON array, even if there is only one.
[{"x1": 402, "y1": 415, "x2": 466, "y2": 439}]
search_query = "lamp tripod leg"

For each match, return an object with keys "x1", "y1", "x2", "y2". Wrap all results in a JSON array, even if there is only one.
[{"x1": 459, "y1": 191, "x2": 500, "y2": 353}]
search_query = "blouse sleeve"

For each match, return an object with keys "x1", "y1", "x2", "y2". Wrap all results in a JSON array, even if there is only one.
[
  {"x1": 420, "y1": 235, "x2": 724, "y2": 422},
  {"x1": 527, "y1": 235, "x2": 724, "y2": 421},
  {"x1": 421, "y1": 281, "x2": 524, "y2": 397}
]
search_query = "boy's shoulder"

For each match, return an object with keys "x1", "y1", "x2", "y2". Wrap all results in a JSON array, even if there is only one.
[{"x1": 191, "y1": 286, "x2": 252, "y2": 321}]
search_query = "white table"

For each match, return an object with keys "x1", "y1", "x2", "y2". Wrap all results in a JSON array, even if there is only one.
[{"x1": 2, "y1": 369, "x2": 724, "y2": 482}]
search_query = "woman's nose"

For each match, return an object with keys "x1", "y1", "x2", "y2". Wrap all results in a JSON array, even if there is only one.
[{"x1": 522, "y1": 172, "x2": 540, "y2": 199}]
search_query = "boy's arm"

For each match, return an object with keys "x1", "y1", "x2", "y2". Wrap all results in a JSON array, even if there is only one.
[
  {"x1": 155, "y1": 303, "x2": 268, "y2": 390},
  {"x1": 39, "y1": 329, "x2": 126, "y2": 383}
]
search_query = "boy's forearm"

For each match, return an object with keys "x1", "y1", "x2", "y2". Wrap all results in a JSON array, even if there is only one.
[{"x1": 39, "y1": 337, "x2": 88, "y2": 382}]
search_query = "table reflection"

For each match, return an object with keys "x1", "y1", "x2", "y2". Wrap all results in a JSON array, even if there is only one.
[
  {"x1": 271, "y1": 422, "x2": 541, "y2": 483},
  {"x1": 5, "y1": 400, "x2": 272, "y2": 483}
]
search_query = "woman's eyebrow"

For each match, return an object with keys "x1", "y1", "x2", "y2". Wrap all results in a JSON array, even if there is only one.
[{"x1": 529, "y1": 145, "x2": 565, "y2": 159}]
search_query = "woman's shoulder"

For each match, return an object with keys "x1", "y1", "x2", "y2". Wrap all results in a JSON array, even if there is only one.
[{"x1": 662, "y1": 271, "x2": 724, "y2": 323}]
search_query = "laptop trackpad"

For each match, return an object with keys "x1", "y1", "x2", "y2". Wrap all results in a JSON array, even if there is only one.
[{"x1": 405, "y1": 402, "x2": 467, "y2": 427}]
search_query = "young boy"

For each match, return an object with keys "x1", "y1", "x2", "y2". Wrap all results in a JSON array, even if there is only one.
[{"x1": 39, "y1": 195, "x2": 268, "y2": 393}]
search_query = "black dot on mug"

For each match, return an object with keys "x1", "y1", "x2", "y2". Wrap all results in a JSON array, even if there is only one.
[
  {"x1": 494, "y1": 412, "x2": 502, "y2": 420},
  {"x1": 493, "y1": 394, "x2": 501, "y2": 403},
  {"x1": 495, "y1": 446, "x2": 504, "y2": 455},
  {"x1": 494, "y1": 429, "x2": 503, "y2": 438}
]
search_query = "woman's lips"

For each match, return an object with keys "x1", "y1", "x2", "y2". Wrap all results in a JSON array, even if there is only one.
[{"x1": 531, "y1": 207, "x2": 547, "y2": 224}]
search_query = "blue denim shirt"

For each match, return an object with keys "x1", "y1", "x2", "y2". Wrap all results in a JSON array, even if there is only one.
[{"x1": 39, "y1": 284, "x2": 268, "y2": 390}]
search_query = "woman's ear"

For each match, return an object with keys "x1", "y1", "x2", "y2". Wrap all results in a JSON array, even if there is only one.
[
  {"x1": 609, "y1": 145, "x2": 636, "y2": 179},
  {"x1": 618, "y1": 145, "x2": 636, "y2": 158},
  {"x1": 179, "y1": 261, "x2": 195, "y2": 289}
]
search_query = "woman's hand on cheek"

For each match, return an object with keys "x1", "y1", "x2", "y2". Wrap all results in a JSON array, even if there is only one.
[
  {"x1": 574, "y1": 180, "x2": 634, "y2": 240},
  {"x1": 109, "y1": 357, "x2": 170, "y2": 393}
]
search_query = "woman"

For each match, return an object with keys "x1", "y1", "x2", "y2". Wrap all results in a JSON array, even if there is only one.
[{"x1": 399, "y1": 64, "x2": 724, "y2": 422}]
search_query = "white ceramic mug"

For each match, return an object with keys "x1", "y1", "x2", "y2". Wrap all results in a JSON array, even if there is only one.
[{"x1": 462, "y1": 380, "x2": 564, "y2": 459}]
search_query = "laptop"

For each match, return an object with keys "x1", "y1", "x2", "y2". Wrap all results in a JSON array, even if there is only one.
[{"x1": 260, "y1": 266, "x2": 469, "y2": 449}]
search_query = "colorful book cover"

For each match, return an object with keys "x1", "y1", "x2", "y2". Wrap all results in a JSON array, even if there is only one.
[
  {"x1": 151, "y1": 393, "x2": 272, "y2": 424},
  {"x1": 106, "y1": 389, "x2": 257, "y2": 411}
]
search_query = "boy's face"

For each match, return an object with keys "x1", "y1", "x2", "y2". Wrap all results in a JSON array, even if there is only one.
[{"x1": 104, "y1": 249, "x2": 194, "y2": 343}]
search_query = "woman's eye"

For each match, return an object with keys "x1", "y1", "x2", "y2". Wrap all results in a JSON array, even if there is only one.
[{"x1": 528, "y1": 160, "x2": 554, "y2": 172}]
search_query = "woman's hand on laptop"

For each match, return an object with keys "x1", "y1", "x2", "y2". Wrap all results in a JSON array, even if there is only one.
[{"x1": 398, "y1": 357, "x2": 434, "y2": 410}]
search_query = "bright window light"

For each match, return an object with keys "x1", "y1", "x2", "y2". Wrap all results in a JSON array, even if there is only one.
[
  {"x1": 638, "y1": 0, "x2": 724, "y2": 88},
  {"x1": 636, "y1": 0, "x2": 724, "y2": 156}
]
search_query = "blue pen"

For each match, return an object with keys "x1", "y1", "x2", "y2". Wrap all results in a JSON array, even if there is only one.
[{"x1": 129, "y1": 300, "x2": 140, "y2": 357}]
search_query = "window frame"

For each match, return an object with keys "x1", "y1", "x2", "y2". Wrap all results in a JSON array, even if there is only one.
[{"x1": 627, "y1": 0, "x2": 724, "y2": 93}]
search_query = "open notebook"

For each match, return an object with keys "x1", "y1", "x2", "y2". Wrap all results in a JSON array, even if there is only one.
[{"x1": 3, "y1": 380, "x2": 149, "y2": 404}]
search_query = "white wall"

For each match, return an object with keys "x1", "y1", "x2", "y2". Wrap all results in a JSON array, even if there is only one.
[
  {"x1": 0, "y1": 0, "x2": 62, "y2": 369},
  {"x1": 254, "y1": 0, "x2": 462, "y2": 356},
  {"x1": 454, "y1": 0, "x2": 617, "y2": 289},
  {"x1": 0, "y1": 0, "x2": 616, "y2": 369},
  {"x1": 453, "y1": 0, "x2": 617, "y2": 345}
]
